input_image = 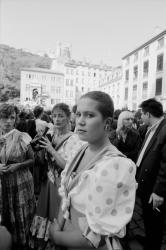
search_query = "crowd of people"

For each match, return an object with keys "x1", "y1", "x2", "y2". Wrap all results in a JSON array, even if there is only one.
[{"x1": 0, "y1": 91, "x2": 166, "y2": 250}]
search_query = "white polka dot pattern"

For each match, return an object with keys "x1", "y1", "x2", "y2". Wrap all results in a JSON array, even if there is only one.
[{"x1": 68, "y1": 155, "x2": 137, "y2": 237}]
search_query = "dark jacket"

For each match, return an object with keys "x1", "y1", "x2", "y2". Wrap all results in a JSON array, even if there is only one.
[
  {"x1": 137, "y1": 118, "x2": 166, "y2": 200},
  {"x1": 109, "y1": 128, "x2": 140, "y2": 163}
]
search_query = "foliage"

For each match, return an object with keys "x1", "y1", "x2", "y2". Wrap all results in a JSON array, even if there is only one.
[{"x1": 0, "y1": 44, "x2": 52, "y2": 102}]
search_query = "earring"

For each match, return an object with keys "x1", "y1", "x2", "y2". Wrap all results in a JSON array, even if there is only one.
[{"x1": 105, "y1": 125, "x2": 109, "y2": 131}]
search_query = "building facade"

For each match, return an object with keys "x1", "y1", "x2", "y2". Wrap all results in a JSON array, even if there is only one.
[
  {"x1": 122, "y1": 30, "x2": 166, "y2": 110},
  {"x1": 20, "y1": 68, "x2": 64, "y2": 109},
  {"x1": 20, "y1": 43, "x2": 113, "y2": 109},
  {"x1": 99, "y1": 66, "x2": 123, "y2": 109}
]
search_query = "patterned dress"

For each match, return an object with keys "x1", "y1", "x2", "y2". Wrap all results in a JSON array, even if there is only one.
[
  {"x1": 29, "y1": 132, "x2": 85, "y2": 249},
  {"x1": 0, "y1": 129, "x2": 35, "y2": 245},
  {"x1": 59, "y1": 144, "x2": 137, "y2": 250}
]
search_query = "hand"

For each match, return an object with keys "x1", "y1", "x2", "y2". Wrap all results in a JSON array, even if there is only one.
[
  {"x1": 149, "y1": 193, "x2": 164, "y2": 209},
  {"x1": 49, "y1": 218, "x2": 60, "y2": 243},
  {"x1": 3, "y1": 163, "x2": 19, "y2": 173},
  {"x1": 0, "y1": 163, "x2": 7, "y2": 175},
  {"x1": 39, "y1": 137, "x2": 54, "y2": 154}
]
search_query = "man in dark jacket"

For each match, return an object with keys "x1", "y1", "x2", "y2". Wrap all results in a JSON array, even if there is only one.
[{"x1": 136, "y1": 98, "x2": 166, "y2": 250}]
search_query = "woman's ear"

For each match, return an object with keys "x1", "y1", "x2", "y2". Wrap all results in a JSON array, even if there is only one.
[{"x1": 104, "y1": 118, "x2": 113, "y2": 131}]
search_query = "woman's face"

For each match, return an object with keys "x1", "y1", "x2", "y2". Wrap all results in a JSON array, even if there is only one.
[
  {"x1": 52, "y1": 108, "x2": 69, "y2": 130},
  {"x1": 76, "y1": 98, "x2": 107, "y2": 144},
  {"x1": 122, "y1": 114, "x2": 134, "y2": 129},
  {"x1": 0, "y1": 112, "x2": 16, "y2": 133}
]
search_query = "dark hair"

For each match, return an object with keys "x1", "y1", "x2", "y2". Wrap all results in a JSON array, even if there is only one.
[
  {"x1": 0, "y1": 104, "x2": 19, "y2": 119},
  {"x1": 41, "y1": 112, "x2": 51, "y2": 123},
  {"x1": 72, "y1": 104, "x2": 77, "y2": 114},
  {"x1": 139, "y1": 98, "x2": 163, "y2": 118},
  {"x1": 80, "y1": 91, "x2": 114, "y2": 119},
  {"x1": 19, "y1": 111, "x2": 27, "y2": 120},
  {"x1": 113, "y1": 109, "x2": 122, "y2": 120},
  {"x1": 52, "y1": 103, "x2": 71, "y2": 118},
  {"x1": 33, "y1": 106, "x2": 44, "y2": 118}
]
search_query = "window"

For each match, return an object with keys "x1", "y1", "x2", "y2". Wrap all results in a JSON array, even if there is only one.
[
  {"x1": 132, "y1": 85, "x2": 137, "y2": 99},
  {"x1": 51, "y1": 85, "x2": 56, "y2": 93},
  {"x1": 157, "y1": 37, "x2": 164, "y2": 49},
  {"x1": 94, "y1": 73, "x2": 96, "y2": 77},
  {"x1": 144, "y1": 46, "x2": 149, "y2": 57},
  {"x1": 125, "y1": 70, "x2": 129, "y2": 81},
  {"x1": 76, "y1": 78, "x2": 78, "y2": 83},
  {"x1": 133, "y1": 65, "x2": 138, "y2": 79},
  {"x1": 66, "y1": 79, "x2": 69, "y2": 86},
  {"x1": 124, "y1": 87, "x2": 128, "y2": 100},
  {"x1": 42, "y1": 75, "x2": 46, "y2": 81},
  {"x1": 132, "y1": 103, "x2": 137, "y2": 110},
  {"x1": 126, "y1": 57, "x2": 130, "y2": 65},
  {"x1": 142, "y1": 82, "x2": 148, "y2": 99},
  {"x1": 134, "y1": 52, "x2": 138, "y2": 62},
  {"x1": 25, "y1": 84, "x2": 30, "y2": 91},
  {"x1": 56, "y1": 87, "x2": 61, "y2": 94},
  {"x1": 155, "y1": 78, "x2": 162, "y2": 96},
  {"x1": 70, "y1": 91, "x2": 73, "y2": 97},
  {"x1": 156, "y1": 54, "x2": 163, "y2": 72},
  {"x1": 70, "y1": 80, "x2": 74, "y2": 86},
  {"x1": 143, "y1": 61, "x2": 149, "y2": 76},
  {"x1": 51, "y1": 99, "x2": 55, "y2": 105}
]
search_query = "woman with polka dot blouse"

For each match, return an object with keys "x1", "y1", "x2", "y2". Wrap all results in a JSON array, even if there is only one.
[{"x1": 49, "y1": 91, "x2": 137, "y2": 250}]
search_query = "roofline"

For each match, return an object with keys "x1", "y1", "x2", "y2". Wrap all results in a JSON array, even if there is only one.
[
  {"x1": 122, "y1": 30, "x2": 166, "y2": 60},
  {"x1": 21, "y1": 67, "x2": 64, "y2": 75}
]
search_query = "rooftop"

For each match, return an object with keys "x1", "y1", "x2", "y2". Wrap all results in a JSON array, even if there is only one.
[
  {"x1": 21, "y1": 67, "x2": 64, "y2": 75},
  {"x1": 122, "y1": 30, "x2": 166, "y2": 59}
]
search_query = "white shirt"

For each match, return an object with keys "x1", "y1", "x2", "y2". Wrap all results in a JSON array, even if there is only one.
[{"x1": 136, "y1": 117, "x2": 164, "y2": 167}]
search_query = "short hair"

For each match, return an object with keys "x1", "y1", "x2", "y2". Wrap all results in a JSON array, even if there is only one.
[
  {"x1": 0, "y1": 103, "x2": 19, "y2": 119},
  {"x1": 139, "y1": 98, "x2": 163, "y2": 118},
  {"x1": 52, "y1": 103, "x2": 71, "y2": 118},
  {"x1": 80, "y1": 91, "x2": 114, "y2": 119},
  {"x1": 33, "y1": 106, "x2": 44, "y2": 118}
]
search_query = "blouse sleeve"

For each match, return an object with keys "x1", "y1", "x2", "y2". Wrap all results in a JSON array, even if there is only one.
[
  {"x1": 69, "y1": 156, "x2": 136, "y2": 239},
  {"x1": 61, "y1": 134, "x2": 86, "y2": 163}
]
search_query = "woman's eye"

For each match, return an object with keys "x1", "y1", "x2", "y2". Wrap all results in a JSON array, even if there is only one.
[
  {"x1": 76, "y1": 112, "x2": 81, "y2": 117},
  {"x1": 87, "y1": 114, "x2": 93, "y2": 118}
]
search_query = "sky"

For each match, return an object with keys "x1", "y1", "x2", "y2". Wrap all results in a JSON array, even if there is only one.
[{"x1": 0, "y1": 0, "x2": 166, "y2": 66}]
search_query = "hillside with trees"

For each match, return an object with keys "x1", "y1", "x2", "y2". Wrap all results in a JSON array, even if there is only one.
[{"x1": 0, "y1": 44, "x2": 52, "y2": 102}]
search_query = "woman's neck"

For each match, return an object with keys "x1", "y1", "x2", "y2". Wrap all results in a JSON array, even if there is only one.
[
  {"x1": 88, "y1": 136, "x2": 110, "y2": 153},
  {"x1": 54, "y1": 126, "x2": 70, "y2": 136},
  {"x1": 1, "y1": 128, "x2": 14, "y2": 136}
]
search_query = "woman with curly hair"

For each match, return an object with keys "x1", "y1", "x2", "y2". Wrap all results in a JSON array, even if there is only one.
[{"x1": 0, "y1": 104, "x2": 35, "y2": 249}]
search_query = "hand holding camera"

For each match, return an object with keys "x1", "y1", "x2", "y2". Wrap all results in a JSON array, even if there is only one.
[{"x1": 30, "y1": 127, "x2": 51, "y2": 151}]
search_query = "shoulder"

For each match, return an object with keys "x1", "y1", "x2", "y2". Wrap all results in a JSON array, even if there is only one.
[
  {"x1": 95, "y1": 155, "x2": 136, "y2": 176},
  {"x1": 20, "y1": 131, "x2": 32, "y2": 145}
]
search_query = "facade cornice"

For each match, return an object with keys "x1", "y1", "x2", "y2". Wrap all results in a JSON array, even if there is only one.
[
  {"x1": 21, "y1": 67, "x2": 64, "y2": 75},
  {"x1": 122, "y1": 30, "x2": 166, "y2": 59}
]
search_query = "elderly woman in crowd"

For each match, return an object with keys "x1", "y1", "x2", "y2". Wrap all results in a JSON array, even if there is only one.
[
  {"x1": 0, "y1": 104, "x2": 35, "y2": 250},
  {"x1": 109, "y1": 110, "x2": 140, "y2": 163}
]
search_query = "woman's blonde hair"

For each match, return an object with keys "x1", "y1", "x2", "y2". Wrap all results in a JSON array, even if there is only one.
[{"x1": 116, "y1": 111, "x2": 133, "y2": 131}]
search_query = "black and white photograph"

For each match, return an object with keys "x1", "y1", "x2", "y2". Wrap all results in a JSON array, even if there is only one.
[{"x1": 0, "y1": 0, "x2": 166, "y2": 249}]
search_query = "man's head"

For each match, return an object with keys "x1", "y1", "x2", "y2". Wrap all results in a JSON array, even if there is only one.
[{"x1": 139, "y1": 98, "x2": 163, "y2": 126}]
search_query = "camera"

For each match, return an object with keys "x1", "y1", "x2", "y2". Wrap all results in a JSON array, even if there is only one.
[{"x1": 30, "y1": 127, "x2": 51, "y2": 151}]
